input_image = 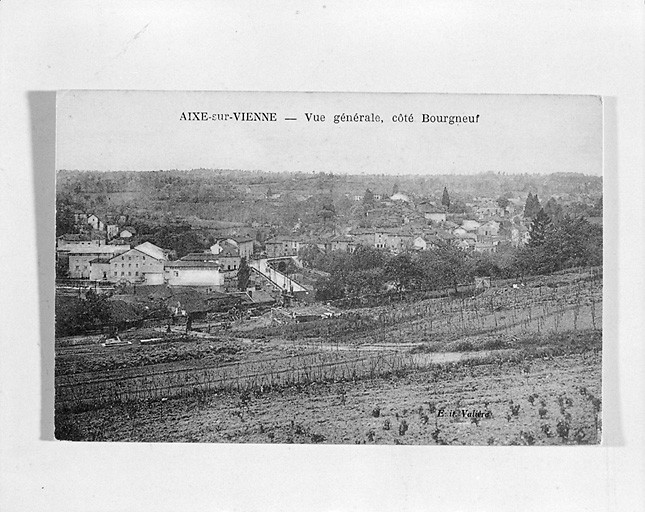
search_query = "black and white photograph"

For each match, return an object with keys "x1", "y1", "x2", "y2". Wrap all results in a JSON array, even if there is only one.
[
  {"x1": 54, "y1": 91, "x2": 603, "y2": 445},
  {"x1": 2, "y1": 2, "x2": 644, "y2": 511}
]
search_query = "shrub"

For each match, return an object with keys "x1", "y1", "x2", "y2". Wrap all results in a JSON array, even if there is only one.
[
  {"x1": 482, "y1": 338, "x2": 507, "y2": 350},
  {"x1": 573, "y1": 428, "x2": 587, "y2": 444},
  {"x1": 454, "y1": 341, "x2": 474, "y2": 352},
  {"x1": 54, "y1": 413, "x2": 84, "y2": 441},
  {"x1": 556, "y1": 419, "x2": 570, "y2": 441},
  {"x1": 310, "y1": 433, "x2": 326, "y2": 443}
]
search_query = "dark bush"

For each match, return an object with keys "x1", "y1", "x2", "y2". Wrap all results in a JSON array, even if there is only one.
[
  {"x1": 454, "y1": 341, "x2": 474, "y2": 352},
  {"x1": 54, "y1": 413, "x2": 85, "y2": 441}
]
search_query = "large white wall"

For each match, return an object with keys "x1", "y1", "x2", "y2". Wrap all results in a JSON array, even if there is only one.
[{"x1": 165, "y1": 267, "x2": 224, "y2": 287}]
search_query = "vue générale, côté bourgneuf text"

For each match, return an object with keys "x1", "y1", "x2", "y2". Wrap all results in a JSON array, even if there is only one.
[{"x1": 179, "y1": 111, "x2": 481, "y2": 125}]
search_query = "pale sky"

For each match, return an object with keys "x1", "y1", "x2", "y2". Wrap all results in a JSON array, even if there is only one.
[{"x1": 56, "y1": 91, "x2": 603, "y2": 176}]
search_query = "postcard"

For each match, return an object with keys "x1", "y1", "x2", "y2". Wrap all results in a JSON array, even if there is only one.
[{"x1": 54, "y1": 91, "x2": 603, "y2": 445}]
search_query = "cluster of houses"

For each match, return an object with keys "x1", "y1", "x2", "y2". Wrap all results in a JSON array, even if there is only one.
[
  {"x1": 263, "y1": 194, "x2": 531, "y2": 258},
  {"x1": 59, "y1": 193, "x2": 532, "y2": 290},
  {"x1": 263, "y1": 217, "x2": 527, "y2": 259},
  {"x1": 57, "y1": 232, "x2": 256, "y2": 291},
  {"x1": 71, "y1": 212, "x2": 137, "y2": 242},
  {"x1": 60, "y1": 210, "x2": 259, "y2": 288}
]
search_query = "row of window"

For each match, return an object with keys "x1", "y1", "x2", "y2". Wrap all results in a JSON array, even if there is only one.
[{"x1": 117, "y1": 254, "x2": 147, "y2": 261}]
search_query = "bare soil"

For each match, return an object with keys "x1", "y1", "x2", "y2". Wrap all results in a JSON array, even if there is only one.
[{"x1": 58, "y1": 349, "x2": 601, "y2": 445}]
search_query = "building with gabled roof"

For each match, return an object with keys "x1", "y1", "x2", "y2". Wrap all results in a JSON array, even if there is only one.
[
  {"x1": 477, "y1": 220, "x2": 501, "y2": 238},
  {"x1": 223, "y1": 236, "x2": 254, "y2": 259},
  {"x1": 107, "y1": 242, "x2": 167, "y2": 283},
  {"x1": 66, "y1": 244, "x2": 131, "y2": 279},
  {"x1": 218, "y1": 244, "x2": 241, "y2": 271},
  {"x1": 135, "y1": 241, "x2": 167, "y2": 261},
  {"x1": 86, "y1": 213, "x2": 106, "y2": 232}
]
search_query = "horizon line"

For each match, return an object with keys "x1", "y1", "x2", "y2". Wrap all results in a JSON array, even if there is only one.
[{"x1": 56, "y1": 168, "x2": 603, "y2": 178}]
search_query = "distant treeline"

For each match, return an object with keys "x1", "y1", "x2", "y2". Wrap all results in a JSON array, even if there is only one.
[{"x1": 57, "y1": 169, "x2": 602, "y2": 200}]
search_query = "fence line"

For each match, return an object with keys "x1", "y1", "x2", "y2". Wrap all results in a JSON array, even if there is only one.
[
  {"x1": 56, "y1": 350, "x2": 416, "y2": 410},
  {"x1": 57, "y1": 302, "x2": 601, "y2": 411},
  {"x1": 56, "y1": 349, "x2": 328, "y2": 387}
]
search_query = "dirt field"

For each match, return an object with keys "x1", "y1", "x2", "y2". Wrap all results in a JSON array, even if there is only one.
[
  {"x1": 57, "y1": 348, "x2": 601, "y2": 445},
  {"x1": 55, "y1": 269, "x2": 602, "y2": 444}
]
